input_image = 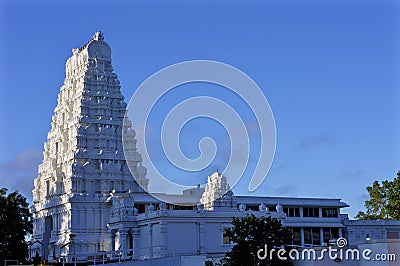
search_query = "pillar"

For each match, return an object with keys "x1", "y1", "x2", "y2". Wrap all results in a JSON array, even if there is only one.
[
  {"x1": 149, "y1": 224, "x2": 153, "y2": 259},
  {"x1": 119, "y1": 228, "x2": 129, "y2": 258},
  {"x1": 199, "y1": 222, "x2": 206, "y2": 254},
  {"x1": 132, "y1": 228, "x2": 140, "y2": 260},
  {"x1": 320, "y1": 228, "x2": 324, "y2": 246},
  {"x1": 300, "y1": 228, "x2": 305, "y2": 247},
  {"x1": 159, "y1": 221, "x2": 167, "y2": 257}
]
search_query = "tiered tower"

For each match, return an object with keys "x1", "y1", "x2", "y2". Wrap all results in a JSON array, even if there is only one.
[
  {"x1": 31, "y1": 32, "x2": 148, "y2": 259},
  {"x1": 200, "y1": 170, "x2": 236, "y2": 210}
]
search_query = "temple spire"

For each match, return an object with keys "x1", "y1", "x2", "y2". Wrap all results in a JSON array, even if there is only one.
[
  {"x1": 32, "y1": 32, "x2": 148, "y2": 259},
  {"x1": 93, "y1": 31, "x2": 104, "y2": 41}
]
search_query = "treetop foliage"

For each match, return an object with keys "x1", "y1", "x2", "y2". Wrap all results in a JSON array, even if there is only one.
[
  {"x1": 355, "y1": 171, "x2": 400, "y2": 220},
  {"x1": 220, "y1": 214, "x2": 293, "y2": 266},
  {"x1": 0, "y1": 188, "x2": 33, "y2": 265}
]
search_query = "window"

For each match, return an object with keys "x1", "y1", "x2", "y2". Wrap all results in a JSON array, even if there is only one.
[
  {"x1": 323, "y1": 228, "x2": 339, "y2": 244},
  {"x1": 387, "y1": 231, "x2": 399, "y2": 239},
  {"x1": 323, "y1": 229, "x2": 331, "y2": 244},
  {"x1": 245, "y1": 205, "x2": 258, "y2": 211},
  {"x1": 284, "y1": 207, "x2": 300, "y2": 217},
  {"x1": 312, "y1": 228, "x2": 320, "y2": 246},
  {"x1": 46, "y1": 180, "x2": 50, "y2": 197},
  {"x1": 322, "y1": 208, "x2": 338, "y2": 218},
  {"x1": 292, "y1": 228, "x2": 301, "y2": 246},
  {"x1": 303, "y1": 207, "x2": 319, "y2": 217},
  {"x1": 304, "y1": 228, "x2": 320, "y2": 246},
  {"x1": 223, "y1": 228, "x2": 232, "y2": 245},
  {"x1": 331, "y1": 228, "x2": 339, "y2": 239},
  {"x1": 172, "y1": 205, "x2": 194, "y2": 210},
  {"x1": 136, "y1": 204, "x2": 145, "y2": 214},
  {"x1": 304, "y1": 228, "x2": 312, "y2": 245}
]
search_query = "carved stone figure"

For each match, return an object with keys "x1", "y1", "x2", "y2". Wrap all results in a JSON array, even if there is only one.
[{"x1": 276, "y1": 204, "x2": 284, "y2": 213}]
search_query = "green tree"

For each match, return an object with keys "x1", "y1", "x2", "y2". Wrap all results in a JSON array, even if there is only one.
[
  {"x1": 355, "y1": 171, "x2": 400, "y2": 220},
  {"x1": 220, "y1": 215, "x2": 293, "y2": 266},
  {"x1": 0, "y1": 188, "x2": 33, "y2": 264}
]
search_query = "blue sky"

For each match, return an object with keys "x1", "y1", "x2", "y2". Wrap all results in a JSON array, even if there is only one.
[{"x1": 0, "y1": 0, "x2": 399, "y2": 218}]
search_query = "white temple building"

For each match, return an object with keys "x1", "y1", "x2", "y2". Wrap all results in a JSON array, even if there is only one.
[
  {"x1": 31, "y1": 32, "x2": 400, "y2": 266},
  {"x1": 31, "y1": 31, "x2": 149, "y2": 260}
]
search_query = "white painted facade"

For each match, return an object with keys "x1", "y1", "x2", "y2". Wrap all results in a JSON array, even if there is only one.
[
  {"x1": 31, "y1": 31, "x2": 149, "y2": 260},
  {"x1": 31, "y1": 32, "x2": 400, "y2": 265}
]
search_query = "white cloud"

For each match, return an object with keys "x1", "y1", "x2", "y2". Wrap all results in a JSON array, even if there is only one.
[
  {"x1": 0, "y1": 149, "x2": 42, "y2": 201},
  {"x1": 274, "y1": 184, "x2": 297, "y2": 196},
  {"x1": 296, "y1": 133, "x2": 336, "y2": 151}
]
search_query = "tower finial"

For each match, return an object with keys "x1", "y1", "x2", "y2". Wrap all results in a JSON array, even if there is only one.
[{"x1": 93, "y1": 31, "x2": 104, "y2": 41}]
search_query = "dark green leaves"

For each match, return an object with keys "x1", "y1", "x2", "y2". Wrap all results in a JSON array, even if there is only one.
[
  {"x1": 220, "y1": 215, "x2": 293, "y2": 266},
  {"x1": 355, "y1": 171, "x2": 400, "y2": 220},
  {"x1": 0, "y1": 188, "x2": 33, "y2": 264}
]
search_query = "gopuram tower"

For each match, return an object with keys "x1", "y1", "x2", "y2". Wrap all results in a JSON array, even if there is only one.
[{"x1": 31, "y1": 32, "x2": 148, "y2": 260}]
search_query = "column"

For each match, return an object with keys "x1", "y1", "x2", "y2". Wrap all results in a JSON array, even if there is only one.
[
  {"x1": 338, "y1": 228, "x2": 342, "y2": 238},
  {"x1": 56, "y1": 212, "x2": 60, "y2": 232},
  {"x1": 119, "y1": 228, "x2": 129, "y2": 258},
  {"x1": 320, "y1": 228, "x2": 324, "y2": 246},
  {"x1": 199, "y1": 222, "x2": 206, "y2": 254},
  {"x1": 132, "y1": 228, "x2": 140, "y2": 260},
  {"x1": 77, "y1": 210, "x2": 82, "y2": 228},
  {"x1": 300, "y1": 228, "x2": 305, "y2": 247},
  {"x1": 149, "y1": 224, "x2": 153, "y2": 259},
  {"x1": 159, "y1": 221, "x2": 167, "y2": 257}
]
